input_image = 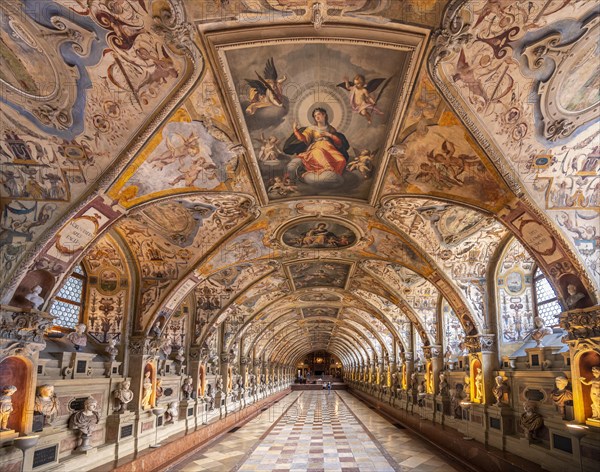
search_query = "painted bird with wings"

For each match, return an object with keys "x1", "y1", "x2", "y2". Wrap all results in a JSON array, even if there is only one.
[
  {"x1": 338, "y1": 74, "x2": 391, "y2": 124},
  {"x1": 244, "y1": 58, "x2": 287, "y2": 115}
]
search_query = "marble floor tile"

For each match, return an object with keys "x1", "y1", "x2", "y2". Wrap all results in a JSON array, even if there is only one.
[{"x1": 168, "y1": 391, "x2": 462, "y2": 472}]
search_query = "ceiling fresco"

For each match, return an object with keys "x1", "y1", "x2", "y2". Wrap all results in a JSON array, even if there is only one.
[
  {"x1": 1, "y1": 0, "x2": 598, "y2": 369},
  {"x1": 0, "y1": 0, "x2": 201, "y2": 288}
]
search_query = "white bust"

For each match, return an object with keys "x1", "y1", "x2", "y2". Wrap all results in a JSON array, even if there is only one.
[{"x1": 25, "y1": 285, "x2": 45, "y2": 310}]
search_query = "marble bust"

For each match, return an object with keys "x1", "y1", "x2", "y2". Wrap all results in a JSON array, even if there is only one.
[
  {"x1": 35, "y1": 384, "x2": 59, "y2": 426},
  {"x1": 530, "y1": 316, "x2": 552, "y2": 346},
  {"x1": 519, "y1": 402, "x2": 544, "y2": 439},
  {"x1": 106, "y1": 338, "x2": 119, "y2": 361},
  {"x1": 69, "y1": 397, "x2": 100, "y2": 450},
  {"x1": 66, "y1": 323, "x2": 88, "y2": 351},
  {"x1": 566, "y1": 283, "x2": 585, "y2": 308},
  {"x1": 182, "y1": 377, "x2": 193, "y2": 400},
  {"x1": 25, "y1": 285, "x2": 45, "y2": 310},
  {"x1": 492, "y1": 375, "x2": 509, "y2": 405},
  {"x1": 113, "y1": 379, "x2": 134, "y2": 413},
  {"x1": 550, "y1": 376, "x2": 573, "y2": 419}
]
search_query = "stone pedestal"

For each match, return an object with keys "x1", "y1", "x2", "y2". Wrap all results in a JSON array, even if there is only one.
[
  {"x1": 106, "y1": 411, "x2": 136, "y2": 443},
  {"x1": 59, "y1": 352, "x2": 96, "y2": 379},
  {"x1": 524, "y1": 347, "x2": 547, "y2": 370},
  {"x1": 104, "y1": 361, "x2": 122, "y2": 377},
  {"x1": 179, "y1": 400, "x2": 196, "y2": 432},
  {"x1": 422, "y1": 395, "x2": 437, "y2": 422},
  {"x1": 435, "y1": 394, "x2": 451, "y2": 423},
  {"x1": 469, "y1": 403, "x2": 487, "y2": 442},
  {"x1": 487, "y1": 405, "x2": 514, "y2": 449},
  {"x1": 106, "y1": 411, "x2": 136, "y2": 458}
]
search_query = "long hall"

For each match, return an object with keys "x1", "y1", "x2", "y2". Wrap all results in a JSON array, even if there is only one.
[{"x1": 1, "y1": 1, "x2": 598, "y2": 472}]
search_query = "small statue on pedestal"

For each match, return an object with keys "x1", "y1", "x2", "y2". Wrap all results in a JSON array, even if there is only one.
[
  {"x1": 439, "y1": 373, "x2": 449, "y2": 396},
  {"x1": 551, "y1": 376, "x2": 573, "y2": 419},
  {"x1": 25, "y1": 285, "x2": 45, "y2": 310},
  {"x1": 113, "y1": 379, "x2": 134, "y2": 413},
  {"x1": 66, "y1": 324, "x2": 88, "y2": 351},
  {"x1": 580, "y1": 365, "x2": 600, "y2": 420},
  {"x1": 141, "y1": 372, "x2": 153, "y2": 410},
  {"x1": 519, "y1": 402, "x2": 544, "y2": 440},
  {"x1": 175, "y1": 347, "x2": 185, "y2": 366},
  {"x1": 155, "y1": 378, "x2": 164, "y2": 403},
  {"x1": 0, "y1": 386, "x2": 17, "y2": 431},
  {"x1": 182, "y1": 377, "x2": 193, "y2": 400},
  {"x1": 492, "y1": 375, "x2": 509, "y2": 406},
  {"x1": 69, "y1": 397, "x2": 100, "y2": 451},
  {"x1": 249, "y1": 374, "x2": 256, "y2": 397},
  {"x1": 205, "y1": 384, "x2": 215, "y2": 411},
  {"x1": 165, "y1": 401, "x2": 179, "y2": 423},
  {"x1": 474, "y1": 368, "x2": 484, "y2": 403},
  {"x1": 451, "y1": 383, "x2": 466, "y2": 418},
  {"x1": 35, "y1": 384, "x2": 59, "y2": 426},
  {"x1": 106, "y1": 338, "x2": 119, "y2": 361},
  {"x1": 150, "y1": 320, "x2": 162, "y2": 338},
  {"x1": 463, "y1": 374, "x2": 471, "y2": 401}
]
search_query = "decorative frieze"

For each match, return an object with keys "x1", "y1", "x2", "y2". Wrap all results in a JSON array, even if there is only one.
[
  {"x1": 559, "y1": 306, "x2": 600, "y2": 342},
  {"x1": 464, "y1": 334, "x2": 496, "y2": 354},
  {"x1": 0, "y1": 305, "x2": 54, "y2": 361}
]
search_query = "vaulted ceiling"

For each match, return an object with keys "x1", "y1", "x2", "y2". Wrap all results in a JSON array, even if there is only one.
[{"x1": 1, "y1": 0, "x2": 598, "y2": 366}]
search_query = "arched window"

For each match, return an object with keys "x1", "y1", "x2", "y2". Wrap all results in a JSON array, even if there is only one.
[
  {"x1": 533, "y1": 267, "x2": 562, "y2": 327},
  {"x1": 49, "y1": 264, "x2": 86, "y2": 329}
]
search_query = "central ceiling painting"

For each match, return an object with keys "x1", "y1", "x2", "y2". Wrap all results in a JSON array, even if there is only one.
[{"x1": 204, "y1": 25, "x2": 427, "y2": 202}]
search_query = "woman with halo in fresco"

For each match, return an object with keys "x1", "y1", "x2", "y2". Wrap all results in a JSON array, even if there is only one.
[{"x1": 284, "y1": 107, "x2": 350, "y2": 187}]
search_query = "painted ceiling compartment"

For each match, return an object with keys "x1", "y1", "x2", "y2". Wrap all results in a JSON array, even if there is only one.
[{"x1": 1, "y1": 0, "x2": 598, "y2": 368}]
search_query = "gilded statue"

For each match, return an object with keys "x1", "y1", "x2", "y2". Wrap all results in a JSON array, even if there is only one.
[
  {"x1": 474, "y1": 368, "x2": 484, "y2": 403},
  {"x1": 0, "y1": 386, "x2": 17, "y2": 431},
  {"x1": 141, "y1": 372, "x2": 153, "y2": 410}
]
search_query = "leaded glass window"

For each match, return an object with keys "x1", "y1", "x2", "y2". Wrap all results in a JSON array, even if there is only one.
[
  {"x1": 50, "y1": 264, "x2": 86, "y2": 329},
  {"x1": 533, "y1": 267, "x2": 562, "y2": 327}
]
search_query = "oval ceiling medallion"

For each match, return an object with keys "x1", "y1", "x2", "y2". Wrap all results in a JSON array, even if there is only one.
[{"x1": 282, "y1": 220, "x2": 357, "y2": 249}]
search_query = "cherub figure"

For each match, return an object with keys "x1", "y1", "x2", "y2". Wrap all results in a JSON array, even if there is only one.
[
  {"x1": 347, "y1": 149, "x2": 375, "y2": 179},
  {"x1": 170, "y1": 154, "x2": 218, "y2": 187},
  {"x1": 257, "y1": 134, "x2": 283, "y2": 161},
  {"x1": 267, "y1": 176, "x2": 297, "y2": 196},
  {"x1": 338, "y1": 74, "x2": 389, "y2": 123},
  {"x1": 150, "y1": 133, "x2": 200, "y2": 171}
]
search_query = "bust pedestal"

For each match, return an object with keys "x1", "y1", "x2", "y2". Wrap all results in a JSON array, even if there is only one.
[
  {"x1": 435, "y1": 394, "x2": 451, "y2": 423},
  {"x1": 104, "y1": 361, "x2": 122, "y2": 378},
  {"x1": 487, "y1": 404, "x2": 514, "y2": 449},
  {"x1": 179, "y1": 399, "x2": 197, "y2": 432},
  {"x1": 107, "y1": 411, "x2": 136, "y2": 458}
]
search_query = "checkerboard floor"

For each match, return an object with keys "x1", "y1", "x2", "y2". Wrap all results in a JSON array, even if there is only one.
[{"x1": 169, "y1": 391, "x2": 461, "y2": 472}]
